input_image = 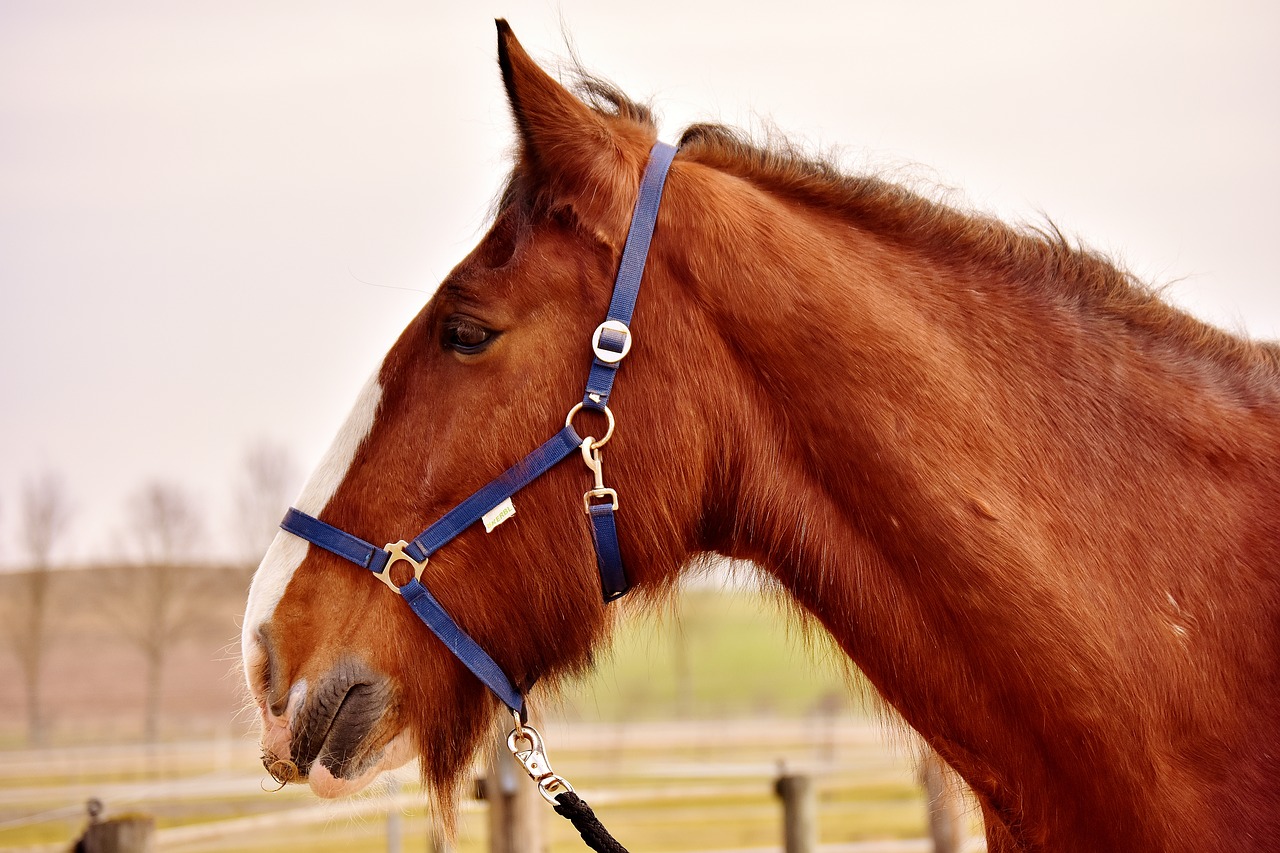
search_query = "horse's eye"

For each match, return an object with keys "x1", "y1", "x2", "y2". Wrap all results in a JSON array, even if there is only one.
[{"x1": 444, "y1": 317, "x2": 497, "y2": 355}]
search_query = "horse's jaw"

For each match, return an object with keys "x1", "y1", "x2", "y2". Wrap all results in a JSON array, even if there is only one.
[{"x1": 305, "y1": 728, "x2": 417, "y2": 798}]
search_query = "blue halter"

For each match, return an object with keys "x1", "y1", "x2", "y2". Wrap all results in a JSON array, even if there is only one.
[{"x1": 278, "y1": 141, "x2": 678, "y2": 716}]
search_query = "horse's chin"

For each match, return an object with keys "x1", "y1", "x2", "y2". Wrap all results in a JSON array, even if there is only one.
[{"x1": 307, "y1": 728, "x2": 417, "y2": 798}]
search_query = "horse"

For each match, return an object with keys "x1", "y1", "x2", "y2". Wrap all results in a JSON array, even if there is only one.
[{"x1": 241, "y1": 20, "x2": 1280, "y2": 851}]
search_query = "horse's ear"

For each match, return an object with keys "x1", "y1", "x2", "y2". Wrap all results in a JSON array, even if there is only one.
[{"x1": 495, "y1": 20, "x2": 642, "y2": 242}]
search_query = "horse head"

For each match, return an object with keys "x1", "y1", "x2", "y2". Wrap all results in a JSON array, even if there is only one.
[{"x1": 241, "y1": 22, "x2": 724, "y2": 801}]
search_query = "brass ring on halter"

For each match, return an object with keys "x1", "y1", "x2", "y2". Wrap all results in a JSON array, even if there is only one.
[
  {"x1": 564, "y1": 402, "x2": 615, "y2": 449},
  {"x1": 375, "y1": 540, "x2": 428, "y2": 594}
]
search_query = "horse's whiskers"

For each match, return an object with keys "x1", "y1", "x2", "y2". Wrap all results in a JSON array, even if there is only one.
[{"x1": 261, "y1": 752, "x2": 299, "y2": 791}]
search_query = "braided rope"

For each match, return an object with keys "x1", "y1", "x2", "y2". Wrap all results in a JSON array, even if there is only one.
[{"x1": 553, "y1": 792, "x2": 629, "y2": 853}]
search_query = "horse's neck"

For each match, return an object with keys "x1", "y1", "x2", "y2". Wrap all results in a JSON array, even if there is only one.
[{"x1": 689, "y1": 187, "x2": 1280, "y2": 846}]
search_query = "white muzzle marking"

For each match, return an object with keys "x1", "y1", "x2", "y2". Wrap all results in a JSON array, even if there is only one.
[{"x1": 241, "y1": 374, "x2": 384, "y2": 691}]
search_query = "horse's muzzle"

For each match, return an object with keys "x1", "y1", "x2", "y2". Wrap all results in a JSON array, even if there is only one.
[{"x1": 258, "y1": 655, "x2": 397, "y2": 788}]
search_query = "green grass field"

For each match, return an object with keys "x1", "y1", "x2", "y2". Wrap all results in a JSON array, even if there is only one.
[{"x1": 559, "y1": 584, "x2": 869, "y2": 722}]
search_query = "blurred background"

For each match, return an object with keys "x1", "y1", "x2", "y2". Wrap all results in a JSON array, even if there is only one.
[{"x1": 2, "y1": 1, "x2": 1276, "y2": 851}]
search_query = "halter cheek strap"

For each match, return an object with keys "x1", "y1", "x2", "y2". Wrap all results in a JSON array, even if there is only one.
[
  {"x1": 278, "y1": 141, "x2": 678, "y2": 714},
  {"x1": 582, "y1": 138, "x2": 676, "y2": 410}
]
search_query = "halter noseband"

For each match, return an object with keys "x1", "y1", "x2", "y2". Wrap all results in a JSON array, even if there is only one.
[{"x1": 277, "y1": 141, "x2": 678, "y2": 716}]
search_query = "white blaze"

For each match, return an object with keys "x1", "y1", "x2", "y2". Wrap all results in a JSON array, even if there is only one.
[{"x1": 241, "y1": 374, "x2": 384, "y2": 687}]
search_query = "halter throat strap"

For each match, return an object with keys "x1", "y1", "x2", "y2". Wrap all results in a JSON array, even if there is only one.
[{"x1": 277, "y1": 141, "x2": 678, "y2": 714}]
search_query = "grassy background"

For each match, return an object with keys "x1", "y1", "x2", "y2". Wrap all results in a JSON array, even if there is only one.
[
  {"x1": 0, "y1": 571, "x2": 974, "y2": 852},
  {"x1": 559, "y1": 584, "x2": 868, "y2": 723}
]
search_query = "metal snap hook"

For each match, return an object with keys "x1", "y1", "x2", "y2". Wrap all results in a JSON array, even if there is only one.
[
  {"x1": 578, "y1": 442, "x2": 620, "y2": 513},
  {"x1": 507, "y1": 722, "x2": 575, "y2": 806}
]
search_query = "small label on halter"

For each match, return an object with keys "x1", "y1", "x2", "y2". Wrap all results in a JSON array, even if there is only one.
[{"x1": 482, "y1": 497, "x2": 516, "y2": 533}]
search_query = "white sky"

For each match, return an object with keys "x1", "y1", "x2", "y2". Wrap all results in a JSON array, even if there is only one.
[{"x1": 2, "y1": 1, "x2": 1277, "y2": 565}]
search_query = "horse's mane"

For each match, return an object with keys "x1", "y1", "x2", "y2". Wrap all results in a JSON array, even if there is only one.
[{"x1": 562, "y1": 73, "x2": 1280, "y2": 397}]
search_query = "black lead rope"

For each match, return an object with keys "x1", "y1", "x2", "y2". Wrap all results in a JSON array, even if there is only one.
[{"x1": 553, "y1": 792, "x2": 629, "y2": 853}]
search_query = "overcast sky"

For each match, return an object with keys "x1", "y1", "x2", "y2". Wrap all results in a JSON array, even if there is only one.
[{"x1": 2, "y1": 1, "x2": 1277, "y2": 565}]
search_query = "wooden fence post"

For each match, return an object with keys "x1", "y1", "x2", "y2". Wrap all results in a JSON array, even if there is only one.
[
  {"x1": 76, "y1": 799, "x2": 154, "y2": 853},
  {"x1": 774, "y1": 771, "x2": 817, "y2": 853},
  {"x1": 483, "y1": 730, "x2": 545, "y2": 853},
  {"x1": 919, "y1": 750, "x2": 964, "y2": 853}
]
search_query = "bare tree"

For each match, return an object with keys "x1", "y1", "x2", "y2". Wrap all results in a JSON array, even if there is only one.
[
  {"x1": 128, "y1": 481, "x2": 204, "y2": 565},
  {"x1": 2, "y1": 472, "x2": 73, "y2": 745},
  {"x1": 233, "y1": 440, "x2": 300, "y2": 565},
  {"x1": 109, "y1": 481, "x2": 207, "y2": 742}
]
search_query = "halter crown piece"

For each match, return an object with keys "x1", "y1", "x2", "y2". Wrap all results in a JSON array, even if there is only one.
[{"x1": 278, "y1": 141, "x2": 679, "y2": 716}]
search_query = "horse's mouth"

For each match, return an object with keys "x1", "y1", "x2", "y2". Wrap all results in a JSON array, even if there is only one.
[{"x1": 260, "y1": 659, "x2": 412, "y2": 797}]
